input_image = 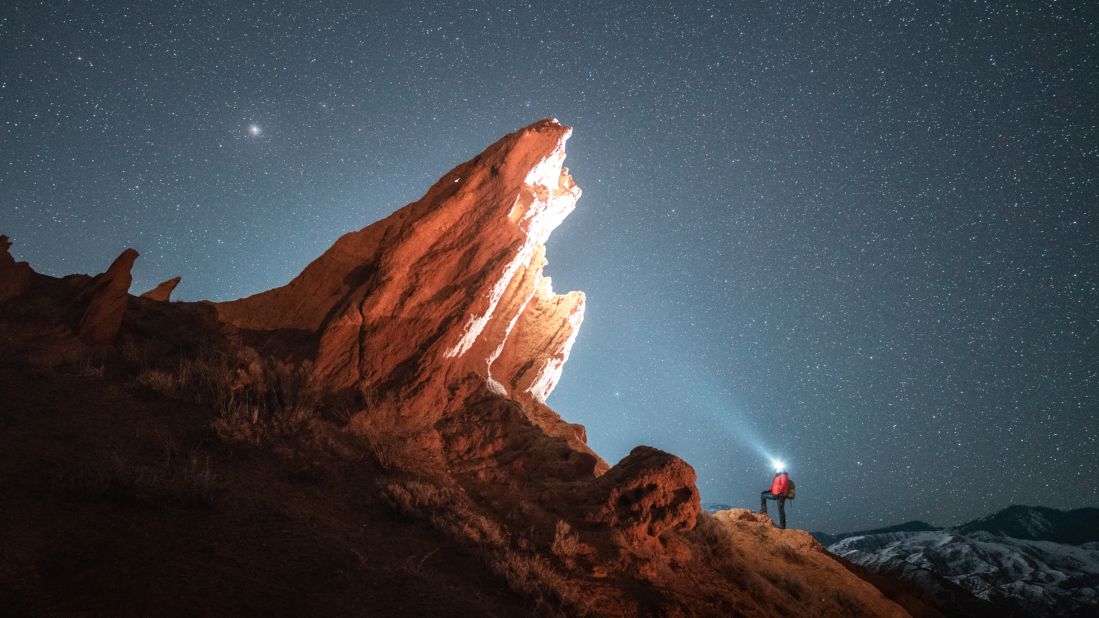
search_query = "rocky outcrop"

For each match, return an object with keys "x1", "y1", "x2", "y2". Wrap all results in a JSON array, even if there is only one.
[
  {"x1": 210, "y1": 120, "x2": 720, "y2": 584},
  {"x1": 584, "y1": 446, "x2": 700, "y2": 540},
  {"x1": 0, "y1": 235, "x2": 34, "y2": 302},
  {"x1": 78, "y1": 249, "x2": 139, "y2": 346},
  {"x1": 140, "y1": 276, "x2": 181, "y2": 302},
  {"x1": 209, "y1": 121, "x2": 710, "y2": 556},
  {"x1": 214, "y1": 120, "x2": 583, "y2": 413},
  {"x1": 0, "y1": 123, "x2": 920, "y2": 616},
  {"x1": 711, "y1": 509, "x2": 911, "y2": 617}
]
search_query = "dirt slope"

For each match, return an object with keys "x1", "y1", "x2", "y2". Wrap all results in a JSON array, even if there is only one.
[{"x1": 0, "y1": 364, "x2": 529, "y2": 617}]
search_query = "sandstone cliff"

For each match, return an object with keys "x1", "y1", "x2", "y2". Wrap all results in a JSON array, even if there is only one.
[{"x1": 215, "y1": 120, "x2": 584, "y2": 410}]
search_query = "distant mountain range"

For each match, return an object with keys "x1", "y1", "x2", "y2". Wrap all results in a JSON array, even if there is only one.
[
  {"x1": 819, "y1": 506, "x2": 1099, "y2": 617},
  {"x1": 812, "y1": 520, "x2": 941, "y2": 547},
  {"x1": 954, "y1": 504, "x2": 1099, "y2": 545},
  {"x1": 813, "y1": 505, "x2": 1099, "y2": 547}
]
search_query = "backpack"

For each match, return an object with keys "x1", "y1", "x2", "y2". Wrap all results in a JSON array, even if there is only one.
[{"x1": 785, "y1": 479, "x2": 796, "y2": 500}]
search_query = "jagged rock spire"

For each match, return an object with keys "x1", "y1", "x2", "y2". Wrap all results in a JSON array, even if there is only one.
[
  {"x1": 78, "y1": 248, "x2": 139, "y2": 346},
  {"x1": 140, "y1": 276, "x2": 181, "y2": 302},
  {"x1": 215, "y1": 120, "x2": 584, "y2": 405}
]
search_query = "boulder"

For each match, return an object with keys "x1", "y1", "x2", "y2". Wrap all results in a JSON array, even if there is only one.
[
  {"x1": 583, "y1": 446, "x2": 701, "y2": 539},
  {"x1": 78, "y1": 248, "x2": 139, "y2": 346},
  {"x1": 140, "y1": 276, "x2": 181, "y2": 302}
]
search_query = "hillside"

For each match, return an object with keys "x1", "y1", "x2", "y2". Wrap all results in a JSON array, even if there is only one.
[{"x1": 1, "y1": 120, "x2": 916, "y2": 617}]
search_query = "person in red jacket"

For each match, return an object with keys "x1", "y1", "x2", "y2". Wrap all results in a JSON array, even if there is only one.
[{"x1": 760, "y1": 463, "x2": 790, "y2": 529}]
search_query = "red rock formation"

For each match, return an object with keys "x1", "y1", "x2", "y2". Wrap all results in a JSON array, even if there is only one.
[
  {"x1": 0, "y1": 235, "x2": 34, "y2": 302},
  {"x1": 0, "y1": 123, "x2": 916, "y2": 616},
  {"x1": 492, "y1": 275, "x2": 584, "y2": 404},
  {"x1": 215, "y1": 120, "x2": 583, "y2": 413},
  {"x1": 711, "y1": 508, "x2": 910, "y2": 617},
  {"x1": 211, "y1": 121, "x2": 700, "y2": 554},
  {"x1": 78, "y1": 248, "x2": 139, "y2": 346},
  {"x1": 140, "y1": 276, "x2": 181, "y2": 302},
  {"x1": 583, "y1": 446, "x2": 701, "y2": 540}
]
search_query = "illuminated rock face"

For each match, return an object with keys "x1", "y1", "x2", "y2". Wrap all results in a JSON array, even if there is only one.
[
  {"x1": 584, "y1": 446, "x2": 701, "y2": 539},
  {"x1": 215, "y1": 119, "x2": 584, "y2": 410},
  {"x1": 214, "y1": 121, "x2": 704, "y2": 581}
]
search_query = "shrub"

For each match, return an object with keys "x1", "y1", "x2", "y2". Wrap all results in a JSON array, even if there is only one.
[
  {"x1": 376, "y1": 477, "x2": 599, "y2": 616},
  {"x1": 74, "y1": 356, "x2": 105, "y2": 378},
  {"x1": 137, "y1": 368, "x2": 180, "y2": 395},
  {"x1": 380, "y1": 479, "x2": 452, "y2": 514},
  {"x1": 133, "y1": 347, "x2": 323, "y2": 444},
  {"x1": 551, "y1": 520, "x2": 581, "y2": 559},
  {"x1": 212, "y1": 399, "x2": 265, "y2": 444},
  {"x1": 66, "y1": 450, "x2": 222, "y2": 507}
]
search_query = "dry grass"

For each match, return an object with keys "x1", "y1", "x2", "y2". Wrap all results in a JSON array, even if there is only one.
[
  {"x1": 377, "y1": 477, "x2": 599, "y2": 616},
  {"x1": 380, "y1": 478, "x2": 508, "y2": 547},
  {"x1": 490, "y1": 552, "x2": 569, "y2": 612},
  {"x1": 550, "y1": 520, "x2": 581, "y2": 559},
  {"x1": 65, "y1": 450, "x2": 222, "y2": 507},
  {"x1": 74, "y1": 356, "x2": 106, "y2": 378},
  {"x1": 380, "y1": 479, "x2": 454, "y2": 514},
  {"x1": 686, "y1": 515, "x2": 783, "y2": 605},
  {"x1": 132, "y1": 347, "x2": 324, "y2": 444},
  {"x1": 687, "y1": 513, "x2": 875, "y2": 617},
  {"x1": 771, "y1": 539, "x2": 803, "y2": 562},
  {"x1": 137, "y1": 368, "x2": 179, "y2": 394},
  {"x1": 213, "y1": 354, "x2": 322, "y2": 442},
  {"x1": 135, "y1": 351, "x2": 235, "y2": 406},
  {"x1": 120, "y1": 333, "x2": 159, "y2": 367},
  {"x1": 350, "y1": 406, "x2": 446, "y2": 473},
  {"x1": 365, "y1": 433, "x2": 408, "y2": 471}
]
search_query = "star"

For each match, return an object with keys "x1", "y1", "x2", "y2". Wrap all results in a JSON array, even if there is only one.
[{"x1": 248, "y1": 124, "x2": 262, "y2": 137}]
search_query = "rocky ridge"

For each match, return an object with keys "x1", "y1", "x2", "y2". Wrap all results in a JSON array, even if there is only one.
[{"x1": 0, "y1": 120, "x2": 915, "y2": 616}]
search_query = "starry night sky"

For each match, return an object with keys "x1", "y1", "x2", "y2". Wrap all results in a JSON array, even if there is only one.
[{"x1": 3, "y1": 1, "x2": 1096, "y2": 532}]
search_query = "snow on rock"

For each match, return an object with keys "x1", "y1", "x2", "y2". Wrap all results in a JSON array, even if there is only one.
[{"x1": 831, "y1": 529, "x2": 1099, "y2": 616}]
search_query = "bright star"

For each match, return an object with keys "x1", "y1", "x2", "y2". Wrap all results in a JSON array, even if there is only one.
[{"x1": 248, "y1": 124, "x2": 262, "y2": 137}]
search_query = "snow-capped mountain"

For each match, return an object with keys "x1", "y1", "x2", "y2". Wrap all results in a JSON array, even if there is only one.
[
  {"x1": 812, "y1": 520, "x2": 941, "y2": 547},
  {"x1": 701, "y1": 502, "x2": 734, "y2": 514},
  {"x1": 827, "y1": 506, "x2": 1099, "y2": 617},
  {"x1": 955, "y1": 505, "x2": 1099, "y2": 545}
]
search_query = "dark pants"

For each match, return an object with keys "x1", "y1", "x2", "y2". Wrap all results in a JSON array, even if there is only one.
[{"x1": 760, "y1": 491, "x2": 786, "y2": 529}]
